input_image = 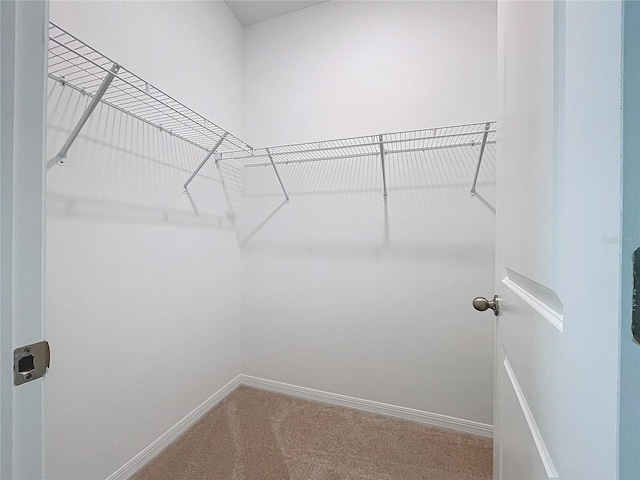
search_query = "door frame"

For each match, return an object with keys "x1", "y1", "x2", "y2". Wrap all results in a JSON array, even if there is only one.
[
  {"x1": 620, "y1": 1, "x2": 640, "y2": 477},
  {"x1": 0, "y1": 1, "x2": 48, "y2": 478}
]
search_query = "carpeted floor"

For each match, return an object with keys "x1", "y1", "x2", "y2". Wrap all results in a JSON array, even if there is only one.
[{"x1": 132, "y1": 386, "x2": 492, "y2": 480}]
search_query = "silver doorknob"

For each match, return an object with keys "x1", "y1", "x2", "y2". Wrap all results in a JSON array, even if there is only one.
[{"x1": 473, "y1": 295, "x2": 499, "y2": 316}]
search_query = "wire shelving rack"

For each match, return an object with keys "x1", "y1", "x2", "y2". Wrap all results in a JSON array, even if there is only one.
[
  {"x1": 219, "y1": 122, "x2": 497, "y2": 206},
  {"x1": 221, "y1": 123, "x2": 495, "y2": 166},
  {"x1": 47, "y1": 22, "x2": 251, "y2": 167},
  {"x1": 47, "y1": 22, "x2": 496, "y2": 211}
]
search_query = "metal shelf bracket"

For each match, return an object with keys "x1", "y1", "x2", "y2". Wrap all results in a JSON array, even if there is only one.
[
  {"x1": 182, "y1": 132, "x2": 228, "y2": 193},
  {"x1": 53, "y1": 63, "x2": 120, "y2": 166},
  {"x1": 266, "y1": 148, "x2": 290, "y2": 203},
  {"x1": 470, "y1": 122, "x2": 492, "y2": 198},
  {"x1": 379, "y1": 134, "x2": 388, "y2": 201}
]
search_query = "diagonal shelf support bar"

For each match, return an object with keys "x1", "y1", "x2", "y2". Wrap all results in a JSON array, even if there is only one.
[
  {"x1": 470, "y1": 122, "x2": 492, "y2": 197},
  {"x1": 215, "y1": 161, "x2": 238, "y2": 234},
  {"x1": 182, "y1": 132, "x2": 228, "y2": 193},
  {"x1": 54, "y1": 63, "x2": 120, "y2": 166},
  {"x1": 379, "y1": 134, "x2": 388, "y2": 201},
  {"x1": 266, "y1": 148, "x2": 290, "y2": 202}
]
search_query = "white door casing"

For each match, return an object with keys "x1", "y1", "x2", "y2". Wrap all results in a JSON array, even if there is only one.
[
  {"x1": 620, "y1": 1, "x2": 640, "y2": 477},
  {"x1": 0, "y1": 1, "x2": 48, "y2": 478},
  {"x1": 495, "y1": 1, "x2": 623, "y2": 479}
]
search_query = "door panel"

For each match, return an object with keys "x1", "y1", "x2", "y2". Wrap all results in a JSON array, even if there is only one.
[
  {"x1": 497, "y1": 0, "x2": 555, "y2": 288},
  {"x1": 499, "y1": 359, "x2": 550, "y2": 480},
  {"x1": 495, "y1": 1, "x2": 623, "y2": 478},
  {"x1": 495, "y1": 2, "x2": 558, "y2": 478}
]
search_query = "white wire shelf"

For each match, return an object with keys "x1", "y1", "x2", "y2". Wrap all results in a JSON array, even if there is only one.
[
  {"x1": 218, "y1": 122, "x2": 495, "y2": 166},
  {"x1": 47, "y1": 22, "x2": 251, "y2": 156},
  {"x1": 47, "y1": 22, "x2": 495, "y2": 210},
  {"x1": 218, "y1": 121, "x2": 496, "y2": 208}
]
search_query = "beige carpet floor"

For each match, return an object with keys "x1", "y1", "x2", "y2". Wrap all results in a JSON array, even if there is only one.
[{"x1": 132, "y1": 386, "x2": 492, "y2": 480}]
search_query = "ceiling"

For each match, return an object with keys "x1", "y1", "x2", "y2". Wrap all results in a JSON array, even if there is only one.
[{"x1": 225, "y1": 1, "x2": 328, "y2": 27}]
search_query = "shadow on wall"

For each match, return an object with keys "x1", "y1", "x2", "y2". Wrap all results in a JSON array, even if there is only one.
[
  {"x1": 46, "y1": 79, "x2": 241, "y2": 233},
  {"x1": 240, "y1": 142, "x2": 496, "y2": 252},
  {"x1": 240, "y1": 134, "x2": 497, "y2": 424},
  {"x1": 47, "y1": 75, "x2": 496, "y2": 249}
]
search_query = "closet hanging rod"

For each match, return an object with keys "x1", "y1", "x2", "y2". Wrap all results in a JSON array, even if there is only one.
[{"x1": 47, "y1": 22, "x2": 252, "y2": 159}]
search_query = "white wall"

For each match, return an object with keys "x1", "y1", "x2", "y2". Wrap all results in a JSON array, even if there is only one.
[
  {"x1": 241, "y1": 1, "x2": 497, "y2": 425},
  {"x1": 45, "y1": 2, "x2": 244, "y2": 479},
  {"x1": 44, "y1": 3, "x2": 498, "y2": 477},
  {"x1": 243, "y1": 1, "x2": 497, "y2": 146}
]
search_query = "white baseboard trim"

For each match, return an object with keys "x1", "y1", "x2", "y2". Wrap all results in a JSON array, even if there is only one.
[
  {"x1": 108, "y1": 374, "x2": 493, "y2": 479},
  {"x1": 239, "y1": 375, "x2": 493, "y2": 438},
  {"x1": 106, "y1": 375, "x2": 242, "y2": 480}
]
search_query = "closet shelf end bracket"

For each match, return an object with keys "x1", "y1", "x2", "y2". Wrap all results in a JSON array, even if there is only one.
[
  {"x1": 470, "y1": 122, "x2": 491, "y2": 198},
  {"x1": 52, "y1": 63, "x2": 120, "y2": 167},
  {"x1": 182, "y1": 132, "x2": 228, "y2": 193},
  {"x1": 266, "y1": 148, "x2": 290, "y2": 203},
  {"x1": 379, "y1": 134, "x2": 388, "y2": 201}
]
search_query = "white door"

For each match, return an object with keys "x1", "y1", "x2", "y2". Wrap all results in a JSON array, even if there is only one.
[
  {"x1": 492, "y1": 1, "x2": 623, "y2": 479},
  {"x1": 0, "y1": 1, "x2": 48, "y2": 478}
]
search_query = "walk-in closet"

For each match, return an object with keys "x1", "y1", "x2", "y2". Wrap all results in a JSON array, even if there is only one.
[
  {"x1": 45, "y1": 3, "x2": 497, "y2": 477},
  {"x1": 1, "y1": 1, "x2": 628, "y2": 479}
]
